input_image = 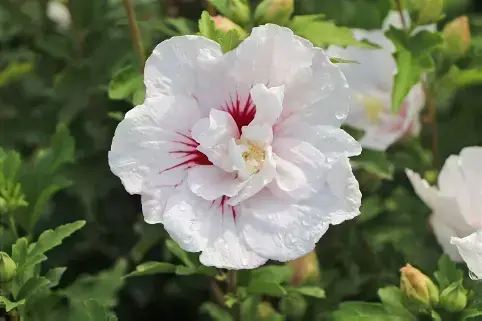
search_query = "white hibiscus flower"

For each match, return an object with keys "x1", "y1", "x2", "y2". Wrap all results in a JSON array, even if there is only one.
[
  {"x1": 109, "y1": 24, "x2": 362, "y2": 269},
  {"x1": 451, "y1": 230, "x2": 482, "y2": 280},
  {"x1": 406, "y1": 147, "x2": 482, "y2": 262},
  {"x1": 326, "y1": 11, "x2": 433, "y2": 151}
]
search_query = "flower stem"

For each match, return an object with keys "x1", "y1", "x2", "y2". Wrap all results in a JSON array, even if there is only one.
[
  {"x1": 9, "y1": 214, "x2": 18, "y2": 239},
  {"x1": 210, "y1": 279, "x2": 225, "y2": 306},
  {"x1": 122, "y1": 0, "x2": 145, "y2": 73},
  {"x1": 204, "y1": 0, "x2": 216, "y2": 15},
  {"x1": 227, "y1": 270, "x2": 241, "y2": 321},
  {"x1": 395, "y1": 0, "x2": 408, "y2": 30}
]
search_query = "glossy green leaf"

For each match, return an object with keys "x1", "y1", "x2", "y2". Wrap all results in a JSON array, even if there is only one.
[
  {"x1": 125, "y1": 261, "x2": 176, "y2": 278},
  {"x1": 0, "y1": 296, "x2": 25, "y2": 312},
  {"x1": 247, "y1": 282, "x2": 287, "y2": 297}
]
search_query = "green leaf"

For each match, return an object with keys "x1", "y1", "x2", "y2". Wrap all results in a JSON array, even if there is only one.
[
  {"x1": 391, "y1": 49, "x2": 422, "y2": 112},
  {"x1": 35, "y1": 124, "x2": 76, "y2": 172},
  {"x1": 129, "y1": 222, "x2": 164, "y2": 263},
  {"x1": 218, "y1": 29, "x2": 242, "y2": 53},
  {"x1": 0, "y1": 61, "x2": 33, "y2": 87},
  {"x1": 0, "y1": 296, "x2": 25, "y2": 312},
  {"x1": 206, "y1": 0, "x2": 229, "y2": 16},
  {"x1": 434, "y1": 255, "x2": 463, "y2": 290},
  {"x1": 378, "y1": 286, "x2": 415, "y2": 319},
  {"x1": 45, "y1": 267, "x2": 67, "y2": 288},
  {"x1": 330, "y1": 57, "x2": 360, "y2": 64},
  {"x1": 165, "y1": 239, "x2": 195, "y2": 268},
  {"x1": 290, "y1": 15, "x2": 379, "y2": 48},
  {"x1": 175, "y1": 265, "x2": 197, "y2": 276},
  {"x1": 125, "y1": 261, "x2": 176, "y2": 277},
  {"x1": 199, "y1": 11, "x2": 218, "y2": 41},
  {"x1": 199, "y1": 302, "x2": 234, "y2": 321},
  {"x1": 286, "y1": 286, "x2": 326, "y2": 298},
  {"x1": 11, "y1": 237, "x2": 28, "y2": 268},
  {"x1": 250, "y1": 265, "x2": 293, "y2": 285},
  {"x1": 60, "y1": 259, "x2": 127, "y2": 307},
  {"x1": 16, "y1": 276, "x2": 51, "y2": 300},
  {"x1": 332, "y1": 302, "x2": 410, "y2": 320},
  {"x1": 247, "y1": 282, "x2": 287, "y2": 297},
  {"x1": 0, "y1": 149, "x2": 22, "y2": 182},
  {"x1": 108, "y1": 65, "x2": 144, "y2": 104},
  {"x1": 72, "y1": 299, "x2": 118, "y2": 321},
  {"x1": 25, "y1": 221, "x2": 86, "y2": 269},
  {"x1": 358, "y1": 196, "x2": 384, "y2": 223},
  {"x1": 352, "y1": 150, "x2": 394, "y2": 180}
]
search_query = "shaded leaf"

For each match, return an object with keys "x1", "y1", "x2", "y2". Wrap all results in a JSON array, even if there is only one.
[
  {"x1": 247, "y1": 282, "x2": 287, "y2": 297},
  {"x1": 0, "y1": 296, "x2": 25, "y2": 312},
  {"x1": 125, "y1": 261, "x2": 176, "y2": 278}
]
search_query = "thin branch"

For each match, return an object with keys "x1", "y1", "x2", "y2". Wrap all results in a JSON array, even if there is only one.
[
  {"x1": 210, "y1": 279, "x2": 226, "y2": 306},
  {"x1": 204, "y1": 0, "x2": 216, "y2": 16},
  {"x1": 395, "y1": 0, "x2": 408, "y2": 30},
  {"x1": 123, "y1": 0, "x2": 145, "y2": 73}
]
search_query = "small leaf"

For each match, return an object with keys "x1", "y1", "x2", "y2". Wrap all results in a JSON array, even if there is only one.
[
  {"x1": 0, "y1": 296, "x2": 25, "y2": 312},
  {"x1": 378, "y1": 286, "x2": 415, "y2": 319},
  {"x1": 332, "y1": 302, "x2": 408, "y2": 320},
  {"x1": 218, "y1": 29, "x2": 242, "y2": 53},
  {"x1": 25, "y1": 221, "x2": 86, "y2": 269},
  {"x1": 199, "y1": 11, "x2": 218, "y2": 41},
  {"x1": 247, "y1": 282, "x2": 287, "y2": 297},
  {"x1": 45, "y1": 267, "x2": 67, "y2": 288},
  {"x1": 358, "y1": 196, "x2": 384, "y2": 223},
  {"x1": 330, "y1": 57, "x2": 360, "y2": 64},
  {"x1": 199, "y1": 302, "x2": 234, "y2": 321},
  {"x1": 165, "y1": 239, "x2": 195, "y2": 268},
  {"x1": 73, "y1": 299, "x2": 118, "y2": 321},
  {"x1": 16, "y1": 277, "x2": 51, "y2": 300},
  {"x1": 286, "y1": 286, "x2": 326, "y2": 298},
  {"x1": 0, "y1": 61, "x2": 33, "y2": 87},
  {"x1": 250, "y1": 265, "x2": 293, "y2": 285},
  {"x1": 352, "y1": 150, "x2": 394, "y2": 180},
  {"x1": 434, "y1": 255, "x2": 463, "y2": 290},
  {"x1": 108, "y1": 65, "x2": 144, "y2": 104},
  {"x1": 125, "y1": 261, "x2": 176, "y2": 278},
  {"x1": 175, "y1": 265, "x2": 197, "y2": 276}
]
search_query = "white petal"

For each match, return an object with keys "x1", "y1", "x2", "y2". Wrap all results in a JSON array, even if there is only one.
[
  {"x1": 141, "y1": 185, "x2": 174, "y2": 224},
  {"x1": 191, "y1": 109, "x2": 239, "y2": 147},
  {"x1": 275, "y1": 124, "x2": 361, "y2": 163},
  {"x1": 238, "y1": 157, "x2": 360, "y2": 261},
  {"x1": 270, "y1": 138, "x2": 326, "y2": 200},
  {"x1": 109, "y1": 96, "x2": 200, "y2": 194},
  {"x1": 228, "y1": 24, "x2": 313, "y2": 88},
  {"x1": 249, "y1": 84, "x2": 284, "y2": 127},
  {"x1": 228, "y1": 139, "x2": 251, "y2": 179},
  {"x1": 228, "y1": 146, "x2": 277, "y2": 206},
  {"x1": 144, "y1": 36, "x2": 222, "y2": 99},
  {"x1": 405, "y1": 169, "x2": 439, "y2": 210},
  {"x1": 187, "y1": 165, "x2": 246, "y2": 201},
  {"x1": 241, "y1": 124, "x2": 273, "y2": 145},
  {"x1": 430, "y1": 215, "x2": 464, "y2": 262},
  {"x1": 200, "y1": 214, "x2": 268, "y2": 269},
  {"x1": 458, "y1": 147, "x2": 482, "y2": 226},
  {"x1": 451, "y1": 230, "x2": 482, "y2": 278}
]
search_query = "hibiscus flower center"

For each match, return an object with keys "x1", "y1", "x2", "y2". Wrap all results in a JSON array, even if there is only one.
[
  {"x1": 359, "y1": 95, "x2": 384, "y2": 123},
  {"x1": 240, "y1": 139, "x2": 266, "y2": 175}
]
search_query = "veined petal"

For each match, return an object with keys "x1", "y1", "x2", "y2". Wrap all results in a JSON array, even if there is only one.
[
  {"x1": 451, "y1": 230, "x2": 482, "y2": 279},
  {"x1": 249, "y1": 84, "x2": 284, "y2": 127},
  {"x1": 108, "y1": 95, "x2": 201, "y2": 194}
]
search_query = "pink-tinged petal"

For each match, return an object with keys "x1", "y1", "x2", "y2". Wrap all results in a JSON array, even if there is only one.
[
  {"x1": 238, "y1": 158, "x2": 360, "y2": 261},
  {"x1": 430, "y1": 215, "x2": 464, "y2": 262},
  {"x1": 200, "y1": 213, "x2": 268, "y2": 269},
  {"x1": 249, "y1": 84, "x2": 284, "y2": 127},
  {"x1": 108, "y1": 95, "x2": 201, "y2": 194},
  {"x1": 405, "y1": 168, "x2": 439, "y2": 210},
  {"x1": 144, "y1": 36, "x2": 222, "y2": 99},
  {"x1": 451, "y1": 230, "x2": 482, "y2": 279},
  {"x1": 187, "y1": 165, "x2": 246, "y2": 201},
  {"x1": 241, "y1": 124, "x2": 273, "y2": 145},
  {"x1": 228, "y1": 146, "x2": 277, "y2": 206},
  {"x1": 458, "y1": 147, "x2": 482, "y2": 227},
  {"x1": 191, "y1": 109, "x2": 239, "y2": 147}
]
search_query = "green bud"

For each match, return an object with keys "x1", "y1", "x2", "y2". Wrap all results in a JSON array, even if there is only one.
[
  {"x1": 257, "y1": 302, "x2": 277, "y2": 319},
  {"x1": 254, "y1": 0, "x2": 294, "y2": 26},
  {"x1": 279, "y1": 292, "x2": 307, "y2": 319},
  {"x1": 443, "y1": 16, "x2": 471, "y2": 59},
  {"x1": 0, "y1": 252, "x2": 17, "y2": 283},
  {"x1": 440, "y1": 281, "x2": 468, "y2": 312},
  {"x1": 230, "y1": 0, "x2": 250, "y2": 25},
  {"x1": 400, "y1": 264, "x2": 439, "y2": 308},
  {"x1": 211, "y1": 15, "x2": 247, "y2": 39}
]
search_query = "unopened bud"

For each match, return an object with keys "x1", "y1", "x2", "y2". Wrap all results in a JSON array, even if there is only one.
[
  {"x1": 440, "y1": 281, "x2": 467, "y2": 312},
  {"x1": 0, "y1": 252, "x2": 17, "y2": 283},
  {"x1": 287, "y1": 250, "x2": 320, "y2": 286},
  {"x1": 443, "y1": 16, "x2": 471, "y2": 59},
  {"x1": 254, "y1": 0, "x2": 294, "y2": 26},
  {"x1": 279, "y1": 292, "x2": 307, "y2": 319},
  {"x1": 212, "y1": 16, "x2": 247, "y2": 39},
  {"x1": 400, "y1": 264, "x2": 439, "y2": 307},
  {"x1": 229, "y1": 0, "x2": 250, "y2": 25}
]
